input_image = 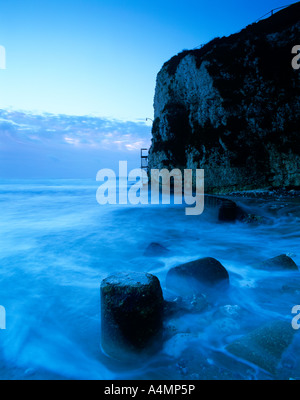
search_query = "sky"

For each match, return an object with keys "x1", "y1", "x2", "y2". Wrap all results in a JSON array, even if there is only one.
[
  {"x1": 0, "y1": 0, "x2": 296, "y2": 178},
  {"x1": 0, "y1": 109, "x2": 151, "y2": 177}
]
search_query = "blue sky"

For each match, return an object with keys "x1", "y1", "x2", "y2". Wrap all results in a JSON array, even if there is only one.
[
  {"x1": 0, "y1": 0, "x2": 295, "y2": 178},
  {"x1": 0, "y1": 0, "x2": 294, "y2": 120}
]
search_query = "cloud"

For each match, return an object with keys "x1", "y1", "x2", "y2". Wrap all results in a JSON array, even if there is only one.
[{"x1": 0, "y1": 110, "x2": 152, "y2": 178}]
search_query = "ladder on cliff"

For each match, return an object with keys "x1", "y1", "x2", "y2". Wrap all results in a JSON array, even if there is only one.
[
  {"x1": 140, "y1": 148, "x2": 149, "y2": 185},
  {"x1": 141, "y1": 149, "x2": 148, "y2": 172}
]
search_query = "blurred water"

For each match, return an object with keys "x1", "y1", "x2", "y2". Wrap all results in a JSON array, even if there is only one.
[{"x1": 0, "y1": 179, "x2": 299, "y2": 380}]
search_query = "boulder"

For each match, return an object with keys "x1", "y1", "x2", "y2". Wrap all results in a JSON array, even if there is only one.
[
  {"x1": 166, "y1": 257, "x2": 230, "y2": 296},
  {"x1": 101, "y1": 271, "x2": 164, "y2": 360},
  {"x1": 218, "y1": 200, "x2": 238, "y2": 222},
  {"x1": 226, "y1": 320, "x2": 296, "y2": 374},
  {"x1": 253, "y1": 254, "x2": 298, "y2": 271},
  {"x1": 144, "y1": 242, "x2": 170, "y2": 257}
]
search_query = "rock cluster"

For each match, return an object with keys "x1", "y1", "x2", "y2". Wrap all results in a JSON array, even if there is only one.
[{"x1": 100, "y1": 251, "x2": 298, "y2": 375}]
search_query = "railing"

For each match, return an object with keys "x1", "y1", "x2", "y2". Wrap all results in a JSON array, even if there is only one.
[
  {"x1": 192, "y1": 44, "x2": 204, "y2": 50},
  {"x1": 192, "y1": 2, "x2": 297, "y2": 50},
  {"x1": 141, "y1": 148, "x2": 148, "y2": 171},
  {"x1": 255, "y1": 3, "x2": 296, "y2": 22}
]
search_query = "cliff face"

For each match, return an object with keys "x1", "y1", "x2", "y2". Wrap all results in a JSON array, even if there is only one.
[{"x1": 148, "y1": 3, "x2": 300, "y2": 193}]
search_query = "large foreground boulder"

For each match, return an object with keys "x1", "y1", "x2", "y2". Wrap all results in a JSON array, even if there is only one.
[
  {"x1": 166, "y1": 257, "x2": 230, "y2": 296},
  {"x1": 101, "y1": 272, "x2": 164, "y2": 360}
]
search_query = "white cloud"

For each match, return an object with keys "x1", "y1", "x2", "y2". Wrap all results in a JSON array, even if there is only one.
[{"x1": 0, "y1": 109, "x2": 152, "y2": 178}]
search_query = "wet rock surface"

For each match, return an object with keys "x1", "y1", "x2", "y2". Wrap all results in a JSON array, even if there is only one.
[
  {"x1": 101, "y1": 272, "x2": 164, "y2": 360},
  {"x1": 218, "y1": 200, "x2": 238, "y2": 222},
  {"x1": 163, "y1": 294, "x2": 209, "y2": 318},
  {"x1": 144, "y1": 242, "x2": 170, "y2": 257},
  {"x1": 99, "y1": 192, "x2": 299, "y2": 379},
  {"x1": 205, "y1": 196, "x2": 269, "y2": 225},
  {"x1": 166, "y1": 257, "x2": 230, "y2": 296},
  {"x1": 100, "y1": 255, "x2": 299, "y2": 379},
  {"x1": 226, "y1": 320, "x2": 296, "y2": 374},
  {"x1": 253, "y1": 254, "x2": 298, "y2": 271},
  {"x1": 217, "y1": 192, "x2": 300, "y2": 221}
]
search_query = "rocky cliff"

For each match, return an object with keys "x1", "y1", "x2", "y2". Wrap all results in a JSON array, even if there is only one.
[{"x1": 148, "y1": 2, "x2": 300, "y2": 193}]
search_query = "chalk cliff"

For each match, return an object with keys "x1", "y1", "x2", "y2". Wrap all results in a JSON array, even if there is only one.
[{"x1": 148, "y1": 2, "x2": 300, "y2": 193}]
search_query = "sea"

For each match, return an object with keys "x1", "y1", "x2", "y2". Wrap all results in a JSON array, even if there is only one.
[{"x1": 0, "y1": 179, "x2": 299, "y2": 380}]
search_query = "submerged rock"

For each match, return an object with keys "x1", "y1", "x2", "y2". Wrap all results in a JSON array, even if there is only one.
[
  {"x1": 166, "y1": 257, "x2": 230, "y2": 296},
  {"x1": 253, "y1": 254, "x2": 298, "y2": 271},
  {"x1": 144, "y1": 242, "x2": 170, "y2": 257},
  {"x1": 101, "y1": 271, "x2": 164, "y2": 360},
  {"x1": 164, "y1": 294, "x2": 209, "y2": 318},
  {"x1": 163, "y1": 333, "x2": 195, "y2": 359},
  {"x1": 226, "y1": 320, "x2": 296, "y2": 374},
  {"x1": 238, "y1": 213, "x2": 267, "y2": 224},
  {"x1": 218, "y1": 200, "x2": 238, "y2": 222},
  {"x1": 218, "y1": 198, "x2": 267, "y2": 225}
]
